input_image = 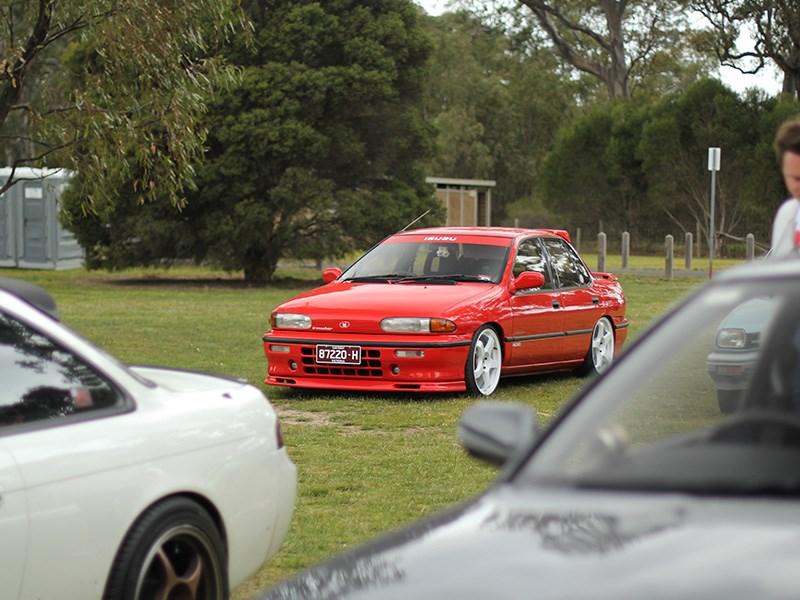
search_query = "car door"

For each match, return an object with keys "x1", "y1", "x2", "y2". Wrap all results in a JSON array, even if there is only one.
[
  {"x1": 0, "y1": 439, "x2": 27, "y2": 599},
  {"x1": 506, "y1": 237, "x2": 564, "y2": 367},
  {"x1": 540, "y1": 237, "x2": 601, "y2": 361}
]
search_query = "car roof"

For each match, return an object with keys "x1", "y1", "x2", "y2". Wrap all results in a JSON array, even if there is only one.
[
  {"x1": 397, "y1": 226, "x2": 571, "y2": 242},
  {"x1": 0, "y1": 276, "x2": 60, "y2": 320}
]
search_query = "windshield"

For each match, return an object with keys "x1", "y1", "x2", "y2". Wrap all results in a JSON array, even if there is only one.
[
  {"x1": 340, "y1": 239, "x2": 510, "y2": 284},
  {"x1": 519, "y1": 277, "x2": 800, "y2": 495}
]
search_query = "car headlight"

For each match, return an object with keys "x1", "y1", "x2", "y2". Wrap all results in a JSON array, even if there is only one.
[
  {"x1": 716, "y1": 328, "x2": 747, "y2": 349},
  {"x1": 271, "y1": 312, "x2": 312, "y2": 329},
  {"x1": 381, "y1": 317, "x2": 456, "y2": 333}
]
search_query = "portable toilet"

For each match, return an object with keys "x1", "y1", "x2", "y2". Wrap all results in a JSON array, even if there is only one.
[{"x1": 0, "y1": 167, "x2": 83, "y2": 269}]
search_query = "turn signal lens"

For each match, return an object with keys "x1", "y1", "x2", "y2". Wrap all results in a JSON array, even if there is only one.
[{"x1": 430, "y1": 318, "x2": 457, "y2": 333}]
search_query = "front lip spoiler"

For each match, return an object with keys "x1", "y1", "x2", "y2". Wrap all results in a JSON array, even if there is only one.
[{"x1": 263, "y1": 335, "x2": 471, "y2": 349}]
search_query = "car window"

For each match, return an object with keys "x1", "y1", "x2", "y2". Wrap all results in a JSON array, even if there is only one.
[
  {"x1": 513, "y1": 237, "x2": 554, "y2": 290},
  {"x1": 0, "y1": 311, "x2": 123, "y2": 429},
  {"x1": 518, "y1": 279, "x2": 800, "y2": 494},
  {"x1": 456, "y1": 244, "x2": 507, "y2": 281},
  {"x1": 341, "y1": 238, "x2": 508, "y2": 283},
  {"x1": 419, "y1": 243, "x2": 459, "y2": 275},
  {"x1": 541, "y1": 238, "x2": 591, "y2": 288}
]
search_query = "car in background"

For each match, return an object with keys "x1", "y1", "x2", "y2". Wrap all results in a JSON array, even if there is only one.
[
  {"x1": 264, "y1": 227, "x2": 628, "y2": 396},
  {"x1": 0, "y1": 277, "x2": 297, "y2": 600},
  {"x1": 706, "y1": 296, "x2": 773, "y2": 413},
  {"x1": 257, "y1": 259, "x2": 800, "y2": 600}
]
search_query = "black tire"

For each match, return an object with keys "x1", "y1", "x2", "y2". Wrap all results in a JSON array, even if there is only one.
[
  {"x1": 717, "y1": 389, "x2": 742, "y2": 414},
  {"x1": 103, "y1": 497, "x2": 228, "y2": 600}
]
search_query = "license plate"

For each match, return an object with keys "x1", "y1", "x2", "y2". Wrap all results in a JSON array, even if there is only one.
[{"x1": 315, "y1": 344, "x2": 362, "y2": 365}]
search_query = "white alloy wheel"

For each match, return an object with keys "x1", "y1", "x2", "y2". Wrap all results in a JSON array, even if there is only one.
[
  {"x1": 466, "y1": 325, "x2": 502, "y2": 395},
  {"x1": 588, "y1": 317, "x2": 615, "y2": 374}
]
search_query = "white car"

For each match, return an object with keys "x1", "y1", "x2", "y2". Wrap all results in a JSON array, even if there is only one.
[{"x1": 0, "y1": 277, "x2": 297, "y2": 600}]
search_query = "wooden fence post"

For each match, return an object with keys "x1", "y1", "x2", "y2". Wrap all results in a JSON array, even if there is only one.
[
  {"x1": 685, "y1": 232, "x2": 693, "y2": 271},
  {"x1": 597, "y1": 232, "x2": 607, "y2": 272},
  {"x1": 746, "y1": 234, "x2": 755, "y2": 261},
  {"x1": 665, "y1": 235, "x2": 674, "y2": 280},
  {"x1": 621, "y1": 231, "x2": 629, "y2": 269}
]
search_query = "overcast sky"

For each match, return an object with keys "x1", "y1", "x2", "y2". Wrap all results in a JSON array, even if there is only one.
[{"x1": 413, "y1": 0, "x2": 783, "y2": 95}]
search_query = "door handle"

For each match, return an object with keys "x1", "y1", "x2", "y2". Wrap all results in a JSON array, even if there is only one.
[{"x1": 552, "y1": 300, "x2": 560, "y2": 309}]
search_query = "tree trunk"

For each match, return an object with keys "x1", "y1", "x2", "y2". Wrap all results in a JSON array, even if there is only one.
[{"x1": 518, "y1": 0, "x2": 630, "y2": 98}]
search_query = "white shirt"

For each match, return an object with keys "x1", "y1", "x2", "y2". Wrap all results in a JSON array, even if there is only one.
[{"x1": 770, "y1": 197, "x2": 800, "y2": 258}]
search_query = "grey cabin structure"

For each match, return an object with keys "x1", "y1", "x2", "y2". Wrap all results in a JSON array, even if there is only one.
[{"x1": 0, "y1": 168, "x2": 83, "y2": 269}]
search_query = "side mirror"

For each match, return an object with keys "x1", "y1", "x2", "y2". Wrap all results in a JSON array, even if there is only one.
[
  {"x1": 322, "y1": 267, "x2": 342, "y2": 283},
  {"x1": 509, "y1": 270, "x2": 545, "y2": 293},
  {"x1": 457, "y1": 401, "x2": 538, "y2": 466}
]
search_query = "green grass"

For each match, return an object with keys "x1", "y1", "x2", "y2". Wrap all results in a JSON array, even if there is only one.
[{"x1": 0, "y1": 261, "x2": 721, "y2": 598}]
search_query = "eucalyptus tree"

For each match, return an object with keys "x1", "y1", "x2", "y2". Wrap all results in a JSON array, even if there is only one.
[
  {"x1": 458, "y1": 0, "x2": 701, "y2": 99},
  {"x1": 0, "y1": 0, "x2": 247, "y2": 208},
  {"x1": 692, "y1": 0, "x2": 800, "y2": 98},
  {"x1": 539, "y1": 79, "x2": 797, "y2": 251},
  {"x1": 63, "y1": 0, "x2": 440, "y2": 283},
  {"x1": 420, "y1": 10, "x2": 578, "y2": 222},
  {"x1": 538, "y1": 100, "x2": 656, "y2": 239}
]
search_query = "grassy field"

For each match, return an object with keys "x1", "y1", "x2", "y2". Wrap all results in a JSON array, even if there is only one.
[{"x1": 0, "y1": 256, "x2": 742, "y2": 598}]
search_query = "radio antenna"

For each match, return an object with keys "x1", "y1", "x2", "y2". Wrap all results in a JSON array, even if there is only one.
[{"x1": 401, "y1": 209, "x2": 431, "y2": 231}]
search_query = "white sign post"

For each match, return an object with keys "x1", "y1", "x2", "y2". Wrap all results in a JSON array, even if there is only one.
[{"x1": 708, "y1": 147, "x2": 721, "y2": 277}]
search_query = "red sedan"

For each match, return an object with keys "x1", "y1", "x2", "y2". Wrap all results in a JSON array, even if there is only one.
[{"x1": 263, "y1": 227, "x2": 628, "y2": 396}]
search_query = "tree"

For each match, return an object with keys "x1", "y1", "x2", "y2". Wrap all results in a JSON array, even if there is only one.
[
  {"x1": 692, "y1": 0, "x2": 800, "y2": 98},
  {"x1": 538, "y1": 100, "x2": 656, "y2": 238},
  {"x1": 64, "y1": 0, "x2": 441, "y2": 283},
  {"x1": 420, "y1": 10, "x2": 578, "y2": 222},
  {"x1": 538, "y1": 78, "x2": 798, "y2": 252},
  {"x1": 193, "y1": 0, "x2": 440, "y2": 283},
  {"x1": 459, "y1": 0, "x2": 700, "y2": 99},
  {"x1": 0, "y1": 0, "x2": 246, "y2": 207},
  {"x1": 638, "y1": 78, "x2": 793, "y2": 255}
]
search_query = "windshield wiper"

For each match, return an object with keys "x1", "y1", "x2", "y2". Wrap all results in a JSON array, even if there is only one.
[
  {"x1": 441, "y1": 274, "x2": 494, "y2": 282},
  {"x1": 346, "y1": 274, "x2": 406, "y2": 283},
  {"x1": 346, "y1": 273, "x2": 492, "y2": 284},
  {"x1": 345, "y1": 274, "x2": 459, "y2": 284}
]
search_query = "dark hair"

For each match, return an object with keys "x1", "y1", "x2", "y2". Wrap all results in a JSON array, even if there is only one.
[{"x1": 774, "y1": 119, "x2": 800, "y2": 163}]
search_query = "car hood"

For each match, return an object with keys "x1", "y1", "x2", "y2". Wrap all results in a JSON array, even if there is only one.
[
  {"x1": 259, "y1": 484, "x2": 799, "y2": 600},
  {"x1": 717, "y1": 296, "x2": 773, "y2": 333},
  {"x1": 273, "y1": 282, "x2": 499, "y2": 331},
  {"x1": 128, "y1": 365, "x2": 249, "y2": 394}
]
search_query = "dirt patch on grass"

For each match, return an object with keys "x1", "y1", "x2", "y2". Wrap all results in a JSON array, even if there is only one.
[{"x1": 277, "y1": 408, "x2": 337, "y2": 427}]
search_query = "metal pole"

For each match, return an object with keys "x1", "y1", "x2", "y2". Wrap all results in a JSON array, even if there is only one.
[
  {"x1": 709, "y1": 168, "x2": 716, "y2": 278},
  {"x1": 707, "y1": 147, "x2": 721, "y2": 278}
]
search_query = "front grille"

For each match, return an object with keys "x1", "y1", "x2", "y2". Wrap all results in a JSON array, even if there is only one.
[{"x1": 300, "y1": 346, "x2": 383, "y2": 377}]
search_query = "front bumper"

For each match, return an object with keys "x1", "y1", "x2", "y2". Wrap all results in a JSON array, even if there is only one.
[
  {"x1": 706, "y1": 349, "x2": 758, "y2": 392},
  {"x1": 264, "y1": 332, "x2": 472, "y2": 392}
]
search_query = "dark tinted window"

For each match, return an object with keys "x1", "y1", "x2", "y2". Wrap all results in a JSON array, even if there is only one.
[
  {"x1": 513, "y1": 237, "x2": 553, "y2": 289},
  {"x1": 542, "y1": 238, "x2": 591, "y2": 288},
  {"x1": 0, "y1": 312, "x2": 123, "y2": 428}
]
